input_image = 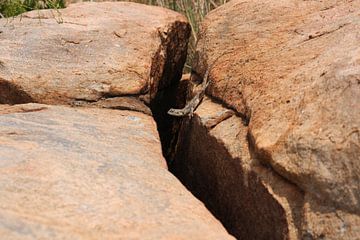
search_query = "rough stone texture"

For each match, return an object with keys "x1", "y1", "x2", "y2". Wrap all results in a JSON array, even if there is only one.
[
  {"x1": 65, "y1": 0, "x2": 118, "y2": 5},
  {"x1": 0, "y1": 103, "x2": 234, "y2": 240},
  {"x1": 172, "y1": 98, "x2": 304, "y2": 239},
  {"x1": 171, "y1": 0, "x2": 360, "y2": 239},
  {"x1": 74, "y1": 96, "x2": 152, "y2": 115},
  {"x1": 0, "y1": 2, "x2": 190, "y2": 107}
]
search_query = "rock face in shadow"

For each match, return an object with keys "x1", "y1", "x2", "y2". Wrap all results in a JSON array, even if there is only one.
[
  {"x1": 171, "y1": 0, "x2": 360, "y2": 239},
  {"x1": 0, "y1": 2, "x2": 190, "y2": 108},
  {"x1": 0, "y1": 103, "x2": 234, "y2": 240},
  {"x1": 172, "y1": 98, "x2": 304, "y2": 240}
]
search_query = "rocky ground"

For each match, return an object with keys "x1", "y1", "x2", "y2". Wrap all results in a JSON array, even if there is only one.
[{"x1": 0, "y1": 1, "x2": 359, "y2": 240}]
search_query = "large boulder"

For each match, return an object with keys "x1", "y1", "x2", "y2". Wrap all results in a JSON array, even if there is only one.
[
  {"x1": 0, "y1": 2, "x2": 190, "y2": 106},
  {"x1": 0, "y1": 103, "x2": 234, "y2": 239},
  {"x1": 171, "y1": 0, "x2": 360, "y2": 239}
]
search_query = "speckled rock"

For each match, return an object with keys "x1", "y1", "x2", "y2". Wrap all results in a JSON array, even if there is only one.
[{"x1": 0, "y1": 103, "x2": 234, "y2": 240}]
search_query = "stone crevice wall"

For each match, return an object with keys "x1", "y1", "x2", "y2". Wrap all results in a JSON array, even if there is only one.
[
  {"x1": 170, "y1": 97, "x2": 305, "y2": 239},
  {"x1": 149, "y1": 20, "x2": 191, "y2": 157}
]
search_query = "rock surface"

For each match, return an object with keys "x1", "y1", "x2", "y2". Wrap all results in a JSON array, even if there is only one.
[
  {"x1": 0, "y1": 103, "x2": 234, "y2": 239},
  {"x1": 171, "y1": 0, "x2": 360, "y2": 239},
  {"x1": 65, "y1": 0, "x2": 117, "y2": 5},
  {"x1": 0, "y1": 2, "x2": 190, "y2": 107},
  {"x1": 0, "y1": 2, "x2": 235, "y2": 239},
  {"x1": 172, "y1": 98, "x2": 304, "y2": 239}
]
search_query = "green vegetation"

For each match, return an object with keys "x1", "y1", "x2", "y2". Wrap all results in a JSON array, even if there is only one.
[{"x1": 0, "y1": 0, "x2": 65, "y2": 18}]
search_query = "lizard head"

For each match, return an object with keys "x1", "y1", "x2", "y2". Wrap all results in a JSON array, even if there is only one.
[{"x1": 167, "y1": 108, "x2": 182, "y2": 117}]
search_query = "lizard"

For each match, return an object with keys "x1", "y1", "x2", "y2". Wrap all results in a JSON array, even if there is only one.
[
  {"x1": 167, "y1": 64, "x2": 212, "y2": 118},
  {"x1": 167, "y1": 50, "x2": 229, "y2": 118}
]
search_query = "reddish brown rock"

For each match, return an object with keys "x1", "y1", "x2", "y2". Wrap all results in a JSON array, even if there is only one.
[
  {"x1": 0, "y1": 2, "x2": 190, "y2": 107},
  {"x1": 171, "y1": 0, "x2": 360, "y2": 239},
  {"x1": 0, "y1": 103, "x2": 234, "y2": 239}
]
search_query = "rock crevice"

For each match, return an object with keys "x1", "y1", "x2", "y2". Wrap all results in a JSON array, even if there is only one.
[
  {"x1": 168, "y1": 97, "x2": 305, "y2": 239},
  {"x1": 163, "y1": 0, "x2": 360, "y2": 239},
  {"x1": 0, "y1": 3, "x2": 235, "y2": 240}
]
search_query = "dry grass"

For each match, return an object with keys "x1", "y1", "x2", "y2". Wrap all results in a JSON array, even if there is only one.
[{"x1": 125, "y1": 0, "x2": 228, "y2": 69}]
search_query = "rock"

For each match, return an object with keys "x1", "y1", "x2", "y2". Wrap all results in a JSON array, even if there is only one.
[
  {"x1": 73, "y1": 96, "x2": 152, "y2": 115},
  {"x1": 171, "y1": 0, "x2": 360, "y2": 239},
  {"x1": 0, "y1": 2, "x2": 190, "y2": 107},
  {"x1": 0, "y1": 103, "x2": 234, "y2": 239},
  {"x1": 65, "y1": 0, "x2": 117, "y2": 5},
  {"x1": 172, "y1": 98, "x2": 305, "y2": 239}
]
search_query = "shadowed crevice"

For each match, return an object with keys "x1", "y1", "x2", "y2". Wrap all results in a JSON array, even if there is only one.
[
  {"x1": 0, "y1": 79, "x2": 34, "y2": 104},
  {"x1": 149, "y1": 21, "x2": 191, "y2": 159}
]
